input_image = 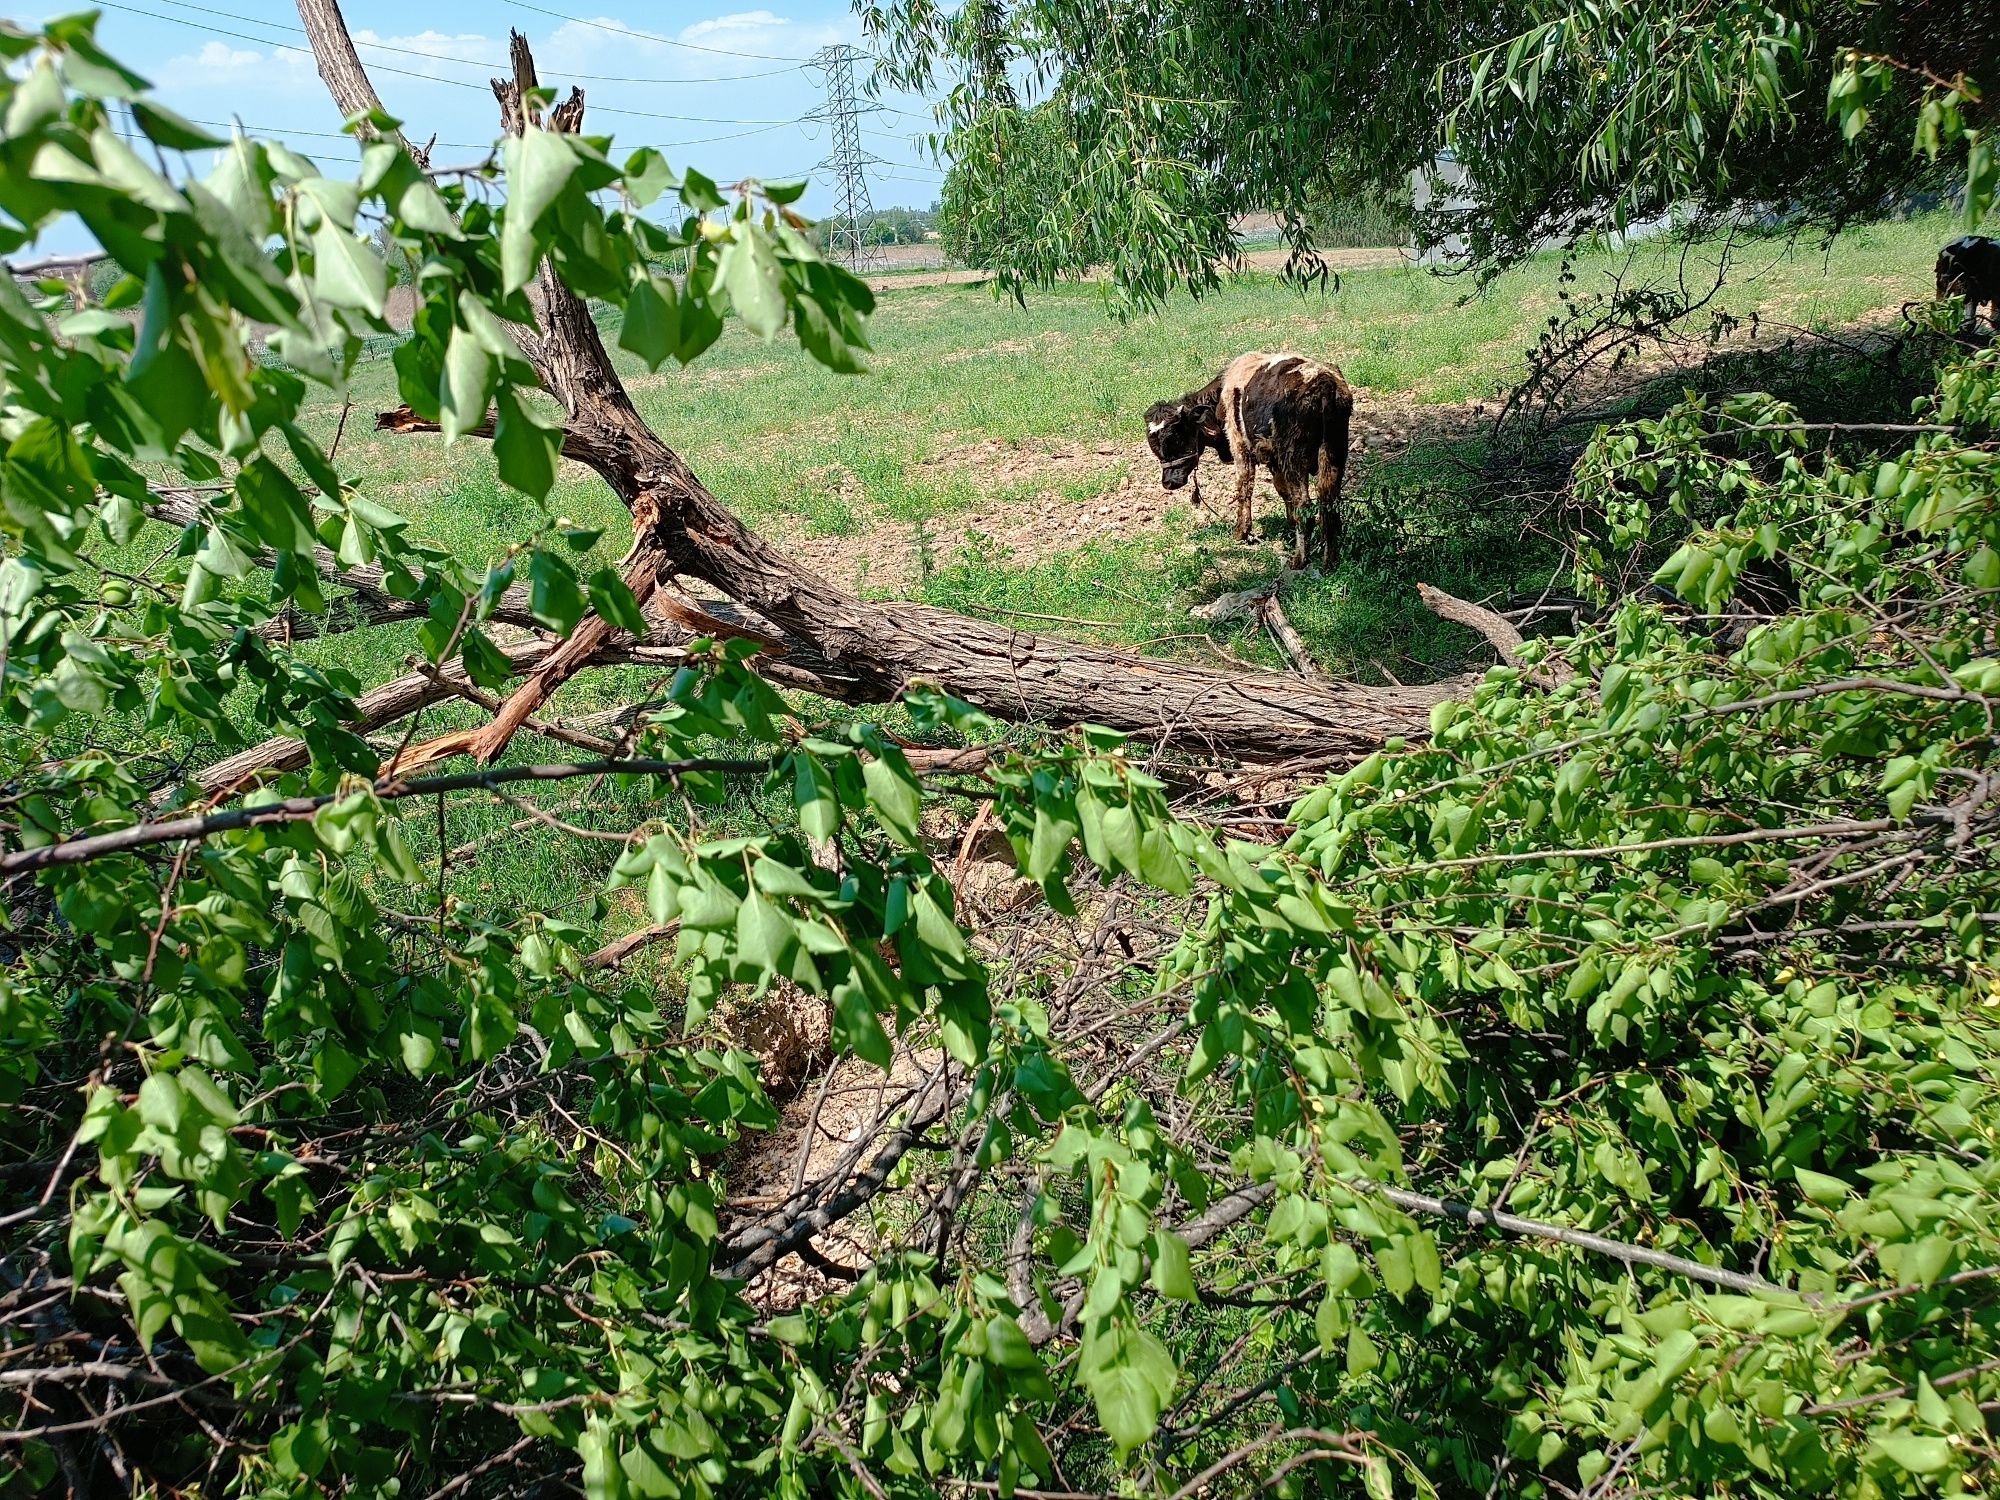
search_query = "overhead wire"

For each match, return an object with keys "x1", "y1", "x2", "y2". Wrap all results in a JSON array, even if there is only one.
[
  {"x1": 97, "y1": 2, "x2": 811, "y2": 124},
  {"x1": 168, "y1": 114, "x2": 803, "y2": 154},
  {"x1": 145, "y1": 0, "x2": 807, "y2": 84},
  {"x1": 499, "y1": 0, "x2": 816, "y2": 63},
  {"x1": 98, "y1": 5, "x2": 943, "y2": 206}
]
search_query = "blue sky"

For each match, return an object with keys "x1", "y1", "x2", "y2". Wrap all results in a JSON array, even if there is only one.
[{"x1": 34, "y1": 0, "x2": 946, "y2": 252}]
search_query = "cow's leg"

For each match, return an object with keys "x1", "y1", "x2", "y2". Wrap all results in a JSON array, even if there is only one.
[
  {"x1": 1316, "y1": 400, "x2": 1351, "y2": 570},
  {"x1": 1232, "y1": 458, "x2": 1257, "y2": 543},
  {"x1": 1275, "y1": 475, "x2": 1306, "y2": 569}
]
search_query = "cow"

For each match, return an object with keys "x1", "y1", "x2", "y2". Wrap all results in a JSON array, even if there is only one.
[
  {"x1": 1936, "y1": 235, "x2": 2000, "y2": 333},
  {"x1": 1146, "y1": 351, "x2": 1354, "y2": 570}
]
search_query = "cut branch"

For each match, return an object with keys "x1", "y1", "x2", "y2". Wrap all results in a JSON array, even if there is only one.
[
  {"x1": 1416, "y1": 582, "x2": 1576, "y2": 688},
  {"x1": 468, "y1": 537, "x2": 668, "y2": 762},
  {"x1": 1258, "y1": 595, "x2": 1321, "y2": 679},
  {"x1": 191, "y1": 637, "x2": 690, "y2": 799}
]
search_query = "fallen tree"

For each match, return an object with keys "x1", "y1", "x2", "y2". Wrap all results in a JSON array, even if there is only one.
[{"x1": 283, "y1": 1, "x2": 1538, "y2": 775}]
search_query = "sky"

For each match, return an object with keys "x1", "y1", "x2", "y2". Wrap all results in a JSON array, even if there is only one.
[{"x1": 29, "y1": 0, "x2": 947, "y2": 254}]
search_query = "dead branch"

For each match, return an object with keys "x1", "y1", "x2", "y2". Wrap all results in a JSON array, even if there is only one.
[
  {"x1": 1189, "y1": 584, "x2": 1276, "y2": 625},
  {"x1": 191, "y1": 636, "x2": 686, "y2": 798},
  {"x1": 7, "y1": 758, "x2": 770, "y2": 877},
  {"x1": 1416, "y1": 582, "x2": 1575, "y2": 688},
  {"x1": 1258, "y1": 596, "x2": 1321, "y2": 679},
  {"x1": 583, "y1": 923, "x2": 678, "y2": 971}
]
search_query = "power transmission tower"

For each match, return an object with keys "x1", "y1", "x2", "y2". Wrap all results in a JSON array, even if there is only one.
[{"x1": 806, "y1": 44, "x2": 886, "y2": 274}]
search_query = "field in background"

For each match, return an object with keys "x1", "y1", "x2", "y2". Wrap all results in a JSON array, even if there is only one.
[{"x1": 290, "y1": 213, "x2": 1948, "y2": 694}]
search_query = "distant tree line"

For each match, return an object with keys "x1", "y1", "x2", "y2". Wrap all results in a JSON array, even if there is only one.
[{"x1": 810, "y1": 204, "x2": 939, "y2": 251}]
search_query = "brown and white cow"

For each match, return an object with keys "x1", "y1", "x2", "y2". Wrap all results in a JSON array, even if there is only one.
[{"x1": 1146, "y1": 351, "x2": 1354, "y2": 569}]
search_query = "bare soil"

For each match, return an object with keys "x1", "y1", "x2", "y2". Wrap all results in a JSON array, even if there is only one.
[{"x1": 772, "y1": 393, "x2": 1493, "y2": 593}]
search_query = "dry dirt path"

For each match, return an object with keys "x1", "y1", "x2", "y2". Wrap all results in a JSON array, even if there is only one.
[{"x1": 862, "y1": 245, "x2": 1410, "y2": 293}]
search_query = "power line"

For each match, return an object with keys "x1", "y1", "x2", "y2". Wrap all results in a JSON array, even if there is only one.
[
  {"x1": 100, "y1": 3, "x2": 806, "y2": 125},
  {"x1": 145, "y1": 0, "x2": 804, "y2": 84},
  {"x1": 175, "y1": 115, "x2": 800, "y2": 154},
  {"x1": 500, "y1": 1, "x2": 815, "y2": 63},
  {"x1": 806, "y1": 45, "x2": 885, "y2": 274}
]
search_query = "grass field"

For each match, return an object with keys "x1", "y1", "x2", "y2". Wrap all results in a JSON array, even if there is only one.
[{"x1": 275, "y1": 212, "x2": 1948, "y2": 716}]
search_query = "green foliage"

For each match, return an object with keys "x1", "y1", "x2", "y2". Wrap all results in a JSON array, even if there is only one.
[
  {"x1": 867, "y1": 0, "x2": 1995, "y2": 302},
  {"x1": 6, "y1": 13, "x2": 2000, "y2": 1500}
]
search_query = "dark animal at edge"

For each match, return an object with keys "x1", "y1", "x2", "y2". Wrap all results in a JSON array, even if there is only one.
[
  {"x1": 1146, "y1": 351, "x2": 1354, "y2": 569},
  {"x1": 1937, "y1": 235, "x2": 2000, "y2": 332}
]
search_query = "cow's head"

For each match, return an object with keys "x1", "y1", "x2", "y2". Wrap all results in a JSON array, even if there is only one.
[{"x1": 1145, "y1": 396, "x2": 1219, "y2": 490}]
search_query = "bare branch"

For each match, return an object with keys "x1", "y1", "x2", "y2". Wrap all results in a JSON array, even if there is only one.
[{"x1": 8, "y1": 758, "x2": 768, "y2": 877}]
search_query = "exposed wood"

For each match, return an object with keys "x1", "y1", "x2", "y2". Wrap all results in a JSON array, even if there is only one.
[
  {"x1": 193, "y1": 637, "x2": 688, "y2": 798},
  {"x1": 1415, "y1": 582, "x2": 1576, "y2": 688},
  {"x1": 1189, "y1": 584, "x2": 1277, "y2": 625},
  {"x1": 584, "y1": 922, "x2": 679, "y2": 971},
  {"x1": 467, "y1": 536, "x2": 668, "y2": 762}
]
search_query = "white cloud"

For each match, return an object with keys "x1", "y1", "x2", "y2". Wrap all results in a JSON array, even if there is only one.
[
  {"x1": 533, "y1": 12, "x2": 858, "y2": 82},
  {"x1": 680, "y1": 10, "x2": 793, "y2": 42},
  {"x1": 351, "y1": 28, "x2": 504, "y2": 75},
  {"x1": 163, "y1": 40, "x2": 313, "y2": 88}
]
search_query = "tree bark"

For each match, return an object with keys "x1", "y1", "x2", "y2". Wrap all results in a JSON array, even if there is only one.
[{"x1": 290, "y1": 1, "x2": 1539, "y2": 766}]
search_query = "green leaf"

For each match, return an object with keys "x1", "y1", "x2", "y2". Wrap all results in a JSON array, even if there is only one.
[
  {"x1": 794, "y1": 753, "x2": 839, "y2": 843},
  {"x1": 734, "y1": 888, "x2": 796, "y2": 976},
  {"x1": 617, "y1": 275, "x2": 679, "y2": 370},
  {"x1": 1082, "y1": 1326, "x2": 1176, "y2": 1454},
  {"x1": 587, "y1": 567, "x2": 650, "y2": 637},
  {"x1": 494, "y1": 386, "x2": 560, "y2": 499},
  {"x1": 832, "y1": 975, "x2": 892, "y2": 1069},
  {"x1": 862, "y1": 753, "x2": 922, "y2": 847},
  {"x1": 681, "y1": 167, "x2": 724, "y2": 212},
  {"x1": 1150, "y1": 1230, "x2": 1194, "y2": 1300},
  {"x1": 624, "y1": 146, "x2": 676, "y2": 208},
  {"x1": 312, "y1": 220, "x2": 386, "y2": 318},
  {"x1": 530, "y1": 550, "x2": 587, "y2": 635},
  {"x1": 1871, "y1": 1432, "x2": 1951, "y2": 1474},
  {"x1": 1793, "y1": 1168, "x2": 1852, "y2": 1205},
  {"x1": 439, "y1": 323, "x2": 496, "y2": 443},
  {"x1": 461, "y1": 627, "x2": 514, "y2": 689},
  {"x1": 131, "y1": 100, "x2": 224, "y2": 151},
  {"x1": 507, "y1": 126, "x2": 579, "y2": 231},
  {"x1": 720, "y1": 227, "x2": 786, "y2": 340}
]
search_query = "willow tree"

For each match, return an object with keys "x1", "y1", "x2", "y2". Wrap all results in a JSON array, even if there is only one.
[{"x1": 870, "y1": 0, "x2": 1996, "y2": 300}]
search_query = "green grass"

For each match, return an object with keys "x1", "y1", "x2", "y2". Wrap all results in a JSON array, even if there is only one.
[{"x1": 303, "y1": 211, "x2": 1952, "y2": 551}]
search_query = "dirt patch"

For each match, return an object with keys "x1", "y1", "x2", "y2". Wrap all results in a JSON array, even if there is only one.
[
  {"x1": 725, "y1": 1039, "x2": 945, "y2": 1311},
  {"x1": 936, "y1": 330, "x2": 1073, "y2": 364},
  {"x1": 772, "y1": 434, "x2": 1171, "y2": 591},
  {"x1": 768, "y1": 391, "x2": 1497, "y2": 592}
]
